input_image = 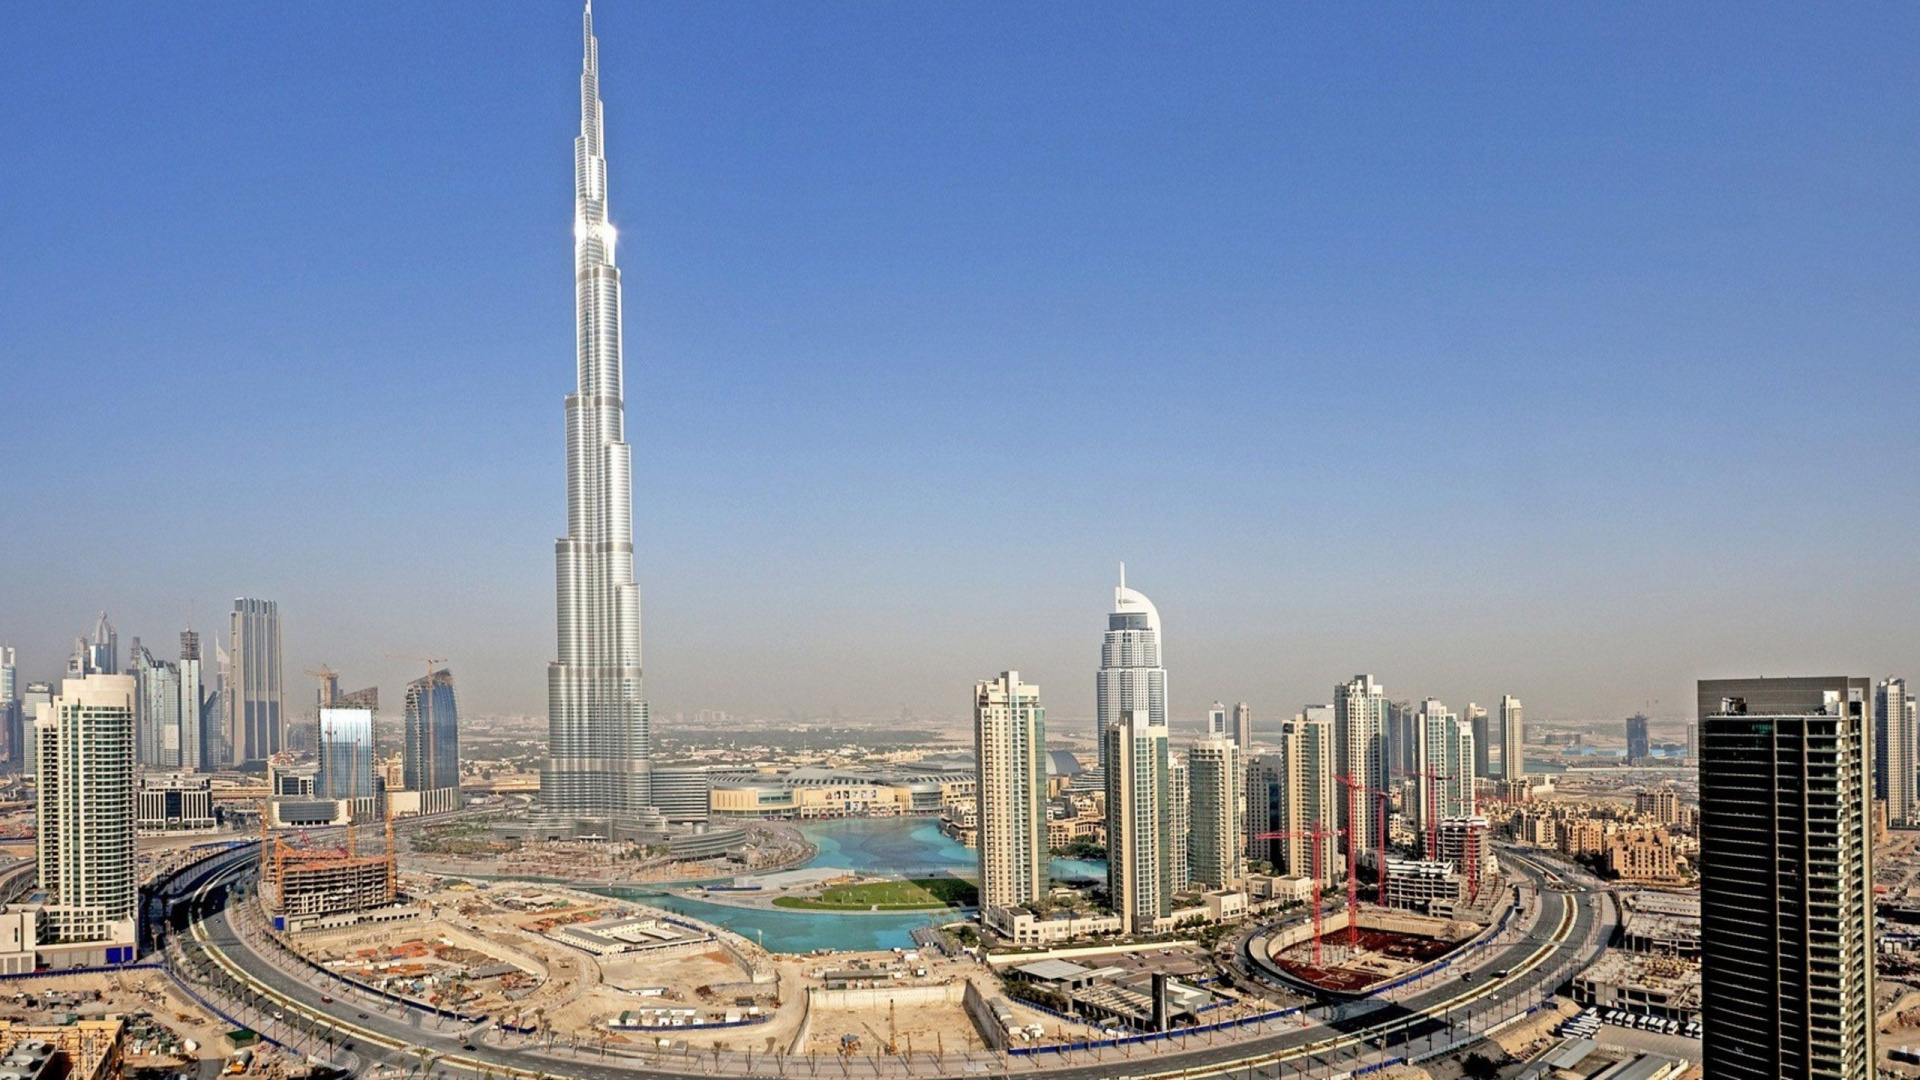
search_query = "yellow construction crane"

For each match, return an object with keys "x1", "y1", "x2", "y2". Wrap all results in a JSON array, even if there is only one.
[
  {"x1": 303, "y1": 665, "x2": 341, "y2": 708},
  {"x1": 389, "y1": 653, "x2": 449, "y2": 787}
]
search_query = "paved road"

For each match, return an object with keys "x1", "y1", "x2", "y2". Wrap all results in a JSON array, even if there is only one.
[{"x1": 174, "y1": 849, "x2": 1610, "y2": 1080}]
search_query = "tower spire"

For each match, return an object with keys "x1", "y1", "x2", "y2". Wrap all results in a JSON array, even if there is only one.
[{"x1": 545, "y1": 1, "x2": 650, "y2": 822}]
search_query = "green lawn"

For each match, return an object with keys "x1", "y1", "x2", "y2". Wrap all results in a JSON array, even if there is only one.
[{"x1": 771, "y1": 877, "x2": 978, "y2": 911}]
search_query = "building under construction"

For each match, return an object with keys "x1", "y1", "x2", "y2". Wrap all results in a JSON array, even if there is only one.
[
  {"x1": 273, "y1": 850, "x2": 394, "y2": 917},
  {"x1": 260, "y1": 769, "x2": 409, "y2": 932},
  {"x1": 263, "y1": 830, "x2": 407, "y2": 932}
]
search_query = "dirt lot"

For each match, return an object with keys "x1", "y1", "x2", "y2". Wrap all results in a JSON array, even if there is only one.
[
  {"x1": 805, "y1": 994, "x2": 980, "y2": 1055},
  {"x1": 0, "y1": 970, "x2": 237, "y2": 1067},
  {"x1": 1275, "y1": 927, "x2": 1465, "y2": 993}
]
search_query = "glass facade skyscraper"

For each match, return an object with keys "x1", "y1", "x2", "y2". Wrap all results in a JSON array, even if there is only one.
[
  {"x1": 0, "y1": 647, "x2": 17, "y2": 772},
  {"x1": 130, "y1": 644, "x2": 183, "y2": 769},
  {"x1": 541, "y1": 1, "x2": 651, "y2": 821},
  {"x1": 1699, "y1": 677, "x2": 1873, "y2": 1080},
  {"x1": 227, "y1": 598, "x2": 284, "y2": 765},
  {"x1": 1096, "y1": 566, "x2": 1165, "y2": 777},
  {"x1": 178, "y1": 630, "x2": 204, "y2": 773},
  {"x1": 316, "y1": 707, "x2": 375, "y2": 801},
  {"x1": 404, "y1": 668, "x2": 460, "y2": 793}
]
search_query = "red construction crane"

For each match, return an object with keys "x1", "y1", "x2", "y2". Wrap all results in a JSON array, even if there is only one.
[
  {"x1": 1249, "y1": 823, "x2": 1339, "y2": 968},
  {"x1": 1333, "y1": 774, "x2": 1368, "y2": 951},
  {"x1": 1416, "y1": 767, "x2": 1453, "y2": 858},
  {"x1": 1338, "y1": 778, "x2": 1397, "y2": 906},
  {"x1": 1388, "y1": 765, "x2": 1455, "y2": 860},
  {"x1": 1371, "y1": 788, "x2": 1393, "y2": 903},
  {"x1": 1463, "y1": 823, "x2": 1481, "y2": 902}
]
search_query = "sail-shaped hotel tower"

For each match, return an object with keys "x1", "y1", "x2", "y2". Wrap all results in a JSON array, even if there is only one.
[{"x1": 541, "y1": 1, "x2": 650, "y2": 821}]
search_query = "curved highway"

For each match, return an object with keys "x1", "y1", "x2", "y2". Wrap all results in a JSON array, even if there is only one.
[{"x1": 172, "y1": 846, "x2": 1611, "y2": 1079}]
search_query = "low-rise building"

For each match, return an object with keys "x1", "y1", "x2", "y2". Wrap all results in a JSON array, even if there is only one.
[
  {"x1": 1619, "y1": 892, "x2": 1701, "y2": 959},
  {"x1": 136, "y1": 773, "x2": 217, "y2": 834},
  {"x1": 1635, "y1": 788, "x2": 1681, "y2": 825},
  {"x1": 984, "y1": 905, "x2": 1123, "y2": 944},
  {"x1": 1570, "y1": 950, "x2": 1702, "y2": 1022},
  {"x1": 548, "y1": 914, "x2": 710, "y2": 957},
  {"x1": 1558, "y1": 818, "x2": 1608, "y2": 858},
  {"x1": 0, "y1": 1020, "x2": 122, "y2": 1080},
  {"x1": 1245, "y1": 874, "x2": 1316, "y2": 907},
  {"x1": 707, "y1": 765, "x2": 977, "y2": 820},
  {"x1": 1203, "y1": 889, "x2": 1247, "y2": 922},
  {"x1": 1605, "y1": 828, "x2": 1688, "y2": 885}
]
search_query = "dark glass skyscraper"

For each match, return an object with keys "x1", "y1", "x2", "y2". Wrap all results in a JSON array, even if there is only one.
[
  {"x1": 404, "y1": 669, "x2": 460, "y2": 793},
  {"x1": 227, "y1": 598, "x2": 284, "y2": 766},
  {"x1": 1698, "y1": 676, "x2": 1873, "y2": 1080},
  {"x1": 1625, "y1": 713, "x2": 1650, "y2": 762}
]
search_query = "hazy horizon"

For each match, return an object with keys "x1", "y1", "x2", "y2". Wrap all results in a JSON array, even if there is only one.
[{"x1": 4, "y1": 3, "x2": 1916, "y2": 725}]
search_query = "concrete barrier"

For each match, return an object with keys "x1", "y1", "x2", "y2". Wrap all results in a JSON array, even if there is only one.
[
  {"x1": 806, "y1": 980, "x2": 962, "y2": 1011},
  {"x1": 960, "y1": 980, "x2": 1006, "y2": 1051}
]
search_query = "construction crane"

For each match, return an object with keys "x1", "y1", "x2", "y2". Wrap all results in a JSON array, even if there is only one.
[
  {"x1": 1368, "y1": 787, "x2": 1393, "y2": 904},
  {"x1": 1249, "y1": 823, "x2": 1340, "y2": 968},
  {"x1": 1393, "y1": 766, "x2": 1454, "y2": 860},
  {"x1": 1418, "y1": 767, "x2": 1455, "y2": 860},
  {"x1": 304, "y1": 665, "x2": 341, "y2": 708},
  {"x1": 389, "y1": 653, "x2": 449, "y2": 789},
  {"x1": 1332, "y1": 774, "x2": 1364, "y2": 952}
]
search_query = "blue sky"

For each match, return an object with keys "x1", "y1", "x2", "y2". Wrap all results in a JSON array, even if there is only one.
[{"x1": 2, "y1": 2, "x2": 1916, "y2": 728}]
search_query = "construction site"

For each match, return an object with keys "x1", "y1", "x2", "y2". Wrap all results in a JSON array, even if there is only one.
[
  {"x1": 1249, "y1": 907, "x2": 1481, "y2": 996},
  {"x1": 258, "y1": 789, "x2": 406, "y2": 933}
]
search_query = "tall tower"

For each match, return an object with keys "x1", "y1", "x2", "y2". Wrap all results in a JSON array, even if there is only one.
[
  {"x1": 1334, "y1": 675, "x2": 1387, "y2": 853},
  {"x1": 405, "y1": 669, "x2": 461, "y2": 796},
  {"x1": 1465, "y1": 702, "x2": 1490, "y2": 781},
  {"x1": 1699, "y1": 677, "x2": 1873, "y2": 1080},
  {"x1": 0, "y1": 647, "x2": 17, "y2": 771},
  {"x1": 316, "y1": 708, "x2": 375, "y2": 801},
  {"x1": 973, "y1": 672, "x2": 1046, "y2": 917},
  {"x1": 1876, "y1": 678, "x2": 1912, "y2": 827},
  {"x1": 1500, "y1": 694, "x2": 1524, "y2": 780},
  {"x1": 35, "y1": 674, "x2": 138, "y2": 953},
  {"x1": 1105, "y1": 710, "x2": 1171, "y2": 934},
  {"x1": 1168, "y1": 757, "x2": 1190, "y2": 894},
  {"x1": 1625, "y1": 713, "x2": 1651, "y2": 762},
  {"x1": 1097, "y1": 566, "x2": 1165, "y2": 776},
  {"x1": 129, "y1": 644, "x2": 182, "y2": 769},
  {"x1": 227, "y1": 598, "x2": 284, "y2": 765},
  {"x1": 178, "y1": 630, "x2": 204, "y2": 773},
  {"x1": 1186, "y1": 737, "x2": 1242, "y2": 889},
  {"x1": 1247, "y1": 708, "x2": 1336, "y2": 882},
  {"x1": 1415, "y1": 698, "x2": 1475, "y2": 853},
  {"x1": 542, "y1": 1, "x2": 651, "y2": 820},
  {"x1": 1231, "y1": 701, "x2": 1252, "y2": 751},
  {"x1": 88, "y1": 612, "x2": 118, "y2": 676}
]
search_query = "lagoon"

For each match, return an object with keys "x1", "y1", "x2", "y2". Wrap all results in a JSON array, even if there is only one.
[{"x1": 602, "y1": 817, "x2": 1105, "y2": 953}]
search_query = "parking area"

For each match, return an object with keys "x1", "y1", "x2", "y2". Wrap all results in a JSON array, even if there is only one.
[{"x1": 1594, "y1": 1022, "x2": 1702, "y2": 1062}]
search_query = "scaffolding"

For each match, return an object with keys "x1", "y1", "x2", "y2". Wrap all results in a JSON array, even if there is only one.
[{"x1": 260, "y1": 714, "x2": 399, "y2": 919}]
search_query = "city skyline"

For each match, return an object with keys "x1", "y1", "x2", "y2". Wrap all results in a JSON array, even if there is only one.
[
  {"x1": 5, "y1": 3, "x2": 1920, "y2": 723},
  {"x1": 4, "y1": 7, "x2": 1917, "y2": 1070}
]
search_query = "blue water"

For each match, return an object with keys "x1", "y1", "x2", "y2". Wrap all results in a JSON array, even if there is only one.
[
  {"x1": 601, "y1": 817, "x2": 1106, "y2": 953},
  {"x1": 1047, "y1": 857, "x2": 1107, "y2": 882},
  {"x1": 802, "y1": 818, "x2": 978, "y2": 875},
  {"x1": 1554, "y1": 746, "x2": 1682, "y2": 760},
  {"x1": 625, "y1": 889, "x2": 952, "y2": 953}
]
